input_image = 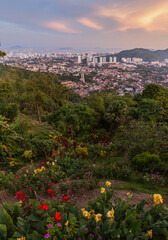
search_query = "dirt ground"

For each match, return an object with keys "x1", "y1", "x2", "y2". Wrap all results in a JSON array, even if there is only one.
[{"x1": 0, "y1": 180, "x2": 167, "y2": 210}]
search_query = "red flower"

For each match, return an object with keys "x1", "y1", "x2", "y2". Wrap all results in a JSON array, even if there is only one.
[
  {"x1": 47, "y1": 189, "x2": 53, "y2": 194},
  {"x1": 146, "y1": 202, "x2": 150, "y2": 205},
  {"x1": 63, "y1": 196, "x2": 69, "y2": 202},
  {"x1": 51, "y1": 155, "x2": 54, "y2": 158},
  {"x1": 38, "y1": 202, "x2": 48, "y2": 211},
  {"x1": 47, "y1": 189, "x2": 54, "y2": 198},
  {"x1": 16, "y1": 191, "x2": 27, "y2": 202},
  {"x1": 54, "y1": 212, "x2": 62, "y2": 222}
]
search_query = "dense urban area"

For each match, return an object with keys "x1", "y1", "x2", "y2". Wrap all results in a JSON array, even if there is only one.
[{"x1": 1, "y1": 48, "x2": 168, "y2": 96}]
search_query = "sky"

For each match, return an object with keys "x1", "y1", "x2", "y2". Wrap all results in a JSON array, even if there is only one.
[{"x1": 1, "y1": 0, "x2": 168, "y2": 50}]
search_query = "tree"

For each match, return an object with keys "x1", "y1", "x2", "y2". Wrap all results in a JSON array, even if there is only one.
[
  {"x1": 142, "y1": 84, "x2": 167, "y2": 100},
  {"x1": 105, "y1": 100, "x2": 127, "y2": 132},
  {"x1": 0, "y1": 51, "x2": 6, "y2": 57}
]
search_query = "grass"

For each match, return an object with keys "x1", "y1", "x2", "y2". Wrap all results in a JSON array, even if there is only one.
[{"x1": 112, "y1": 180, "x2": 168, "y2": 196}]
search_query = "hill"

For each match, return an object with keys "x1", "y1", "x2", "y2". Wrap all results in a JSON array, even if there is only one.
[{"x1": 115, "y1": 48, "x2": 168, "y2": 62}]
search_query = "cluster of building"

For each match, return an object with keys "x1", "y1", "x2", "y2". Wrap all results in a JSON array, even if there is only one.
[{"x1": 0, "y1": 49, "x2": 168, "y2": 96}]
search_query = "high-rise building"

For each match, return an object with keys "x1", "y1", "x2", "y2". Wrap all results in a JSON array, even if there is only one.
[
  {"x1": 102, "y1": 57, "x2": 106, "y2": 63},
  {"x1": 78, "y1": 55, "x2": 82, "y2": 64},
  {"x1": 98, "y1": 57, "x2": 102, "y2": 67},
  {"x1": 113, "y1": 57, "x2": 117, "y2": 63},
  {"x1": 80, "y1": 72, "x2": 85, "y2": 83},
  {"x1": 109, "y1": 57, "x2": 113, "y2": 63}
]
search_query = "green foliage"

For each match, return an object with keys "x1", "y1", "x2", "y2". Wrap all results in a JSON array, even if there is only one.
[
  {"x1": 0, "y1": 187, "x2": 167, "y2": 240},
  {"x1": 132, "y1": 152, "x2": 161, "y2": 172},
  {"x1": 160, "y1": 152, "x2": 168, "y2": 163},
  {"x1": 142, "y1": 84, "x2": 168, "y2": 100},
  {"x1": 0, "y1": 51, "x2": 6, "y2": 57},
  {"x1": 0, "y1": 115, "x2": 24, "y2": 167},
  {"x1": 48, "y1": 104, "x2": 98, "y2": 135}
]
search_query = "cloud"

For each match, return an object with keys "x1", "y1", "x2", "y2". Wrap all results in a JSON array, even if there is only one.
[
  {"x1": 43, "y1": 21, "x2": 77, "y2": 33},
  {"x1": 95, "y1": 0, "x2": 168, "y2": 32},
  {"x1": 78, "y1": 18, "x2": 102, "y2": 30}
]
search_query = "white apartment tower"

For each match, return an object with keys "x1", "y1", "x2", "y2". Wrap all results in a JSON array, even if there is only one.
[
  {"x1": 80, "y1": 72, "x2": 85, "y2": 83},
  {"x1": 78, "y1": 55, "x2": 82, "y2": 64}
]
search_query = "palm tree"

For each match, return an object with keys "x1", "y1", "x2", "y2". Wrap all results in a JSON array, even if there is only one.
[{"x1": 105, "y1": 100, "x2": 127, "y2": 132}]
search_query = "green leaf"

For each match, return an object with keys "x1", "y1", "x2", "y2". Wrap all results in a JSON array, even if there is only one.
[
  {"x1": 0, "y1": 224, "x2": 7, "y2": 239},
  {"x1": 131, "y1": 220, "x2": 142, "y2": 233},
  {"x1": 28, "y1": 231, "x2": 45, "y2": 240},
  {"x1": 17, "y1": 217, "x2": 30, "y2": 234},
  {"x1": 0, "y1": 208, "x2": 14, "y2": 226}
]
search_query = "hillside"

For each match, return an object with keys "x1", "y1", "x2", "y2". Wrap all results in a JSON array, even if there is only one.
[{"x1": 115, "y1": 48, "x2": 168, "y2": 62}]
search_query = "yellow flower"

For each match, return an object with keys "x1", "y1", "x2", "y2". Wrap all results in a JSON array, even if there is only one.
[
  {"x1": 17, "y1": 237, "x2": 26, "y2": 240},
  {"x1": 107, "y1": 208, "x2": 114, "y2": 218},
  {"x1": 126, "y1": 192, "x2": 133, "y2": 198},
  {"x1": 46, "y1": 162, "x2": 50, "y2": 165},
  {"x1": 94, "y1": 213, "x2": 102, "y2": 223},
  {"x1": 52, "y1": 162, "x2": 55, "y2": 166},
  {"x1": 106, "y1": 181, "x2": 111, "y2": 187},
  {"x1": 146, "y1": 230, "x2": 152, "y2": 239},
  {"x1": 34, "y1": 169, "x2": 38, "y2": 174},
  {"x1": 65, "y1": 220, "x2": 69, "y2": 227},
  {"x1": 82, "y1": 210, "x2": 91, "y2": 219},
  {"x1": 91, "y1": 209, "x2": 95, "y2": 214},
  {"x1": 41, "y1": 166, "x2": 46, "y2": 171},
  {"x1": 153, "y1": 194, "x2": 163, "y2": 205},
  {"x1": 101, "y1": 187, "x2": 105, "y2": 194}
]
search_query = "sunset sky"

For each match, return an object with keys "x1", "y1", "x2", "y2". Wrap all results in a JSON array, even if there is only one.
[{"x1": 1, "y1": 0, "x2": 168, "y2": 50}]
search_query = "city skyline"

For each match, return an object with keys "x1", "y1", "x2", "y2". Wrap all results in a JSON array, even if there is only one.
[{"x1": 1, "y1": 0, "x2": 168, "y2": 50}]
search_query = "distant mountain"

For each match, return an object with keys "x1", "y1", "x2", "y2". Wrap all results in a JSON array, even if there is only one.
[{"x1": 115, "y1": 48, "x2": 168, "y2": 62}]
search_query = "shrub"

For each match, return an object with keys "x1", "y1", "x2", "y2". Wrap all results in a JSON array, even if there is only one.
[
  {"x1": 132, "y1": 152, "x2": 161, "y2": 172},
  {"x1": 160, "y1": 152, "x2": 168, "y2": 163}
]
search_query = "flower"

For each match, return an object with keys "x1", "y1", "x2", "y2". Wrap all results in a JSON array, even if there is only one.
[
  {"x1": 82, "y1": 208, "x2": 91, "y2": 219},
  {"x1": 38, "y1": 203, "x2": 48, "y2": 211},
  {"x1": 101, "y1": 187, "x2": 105, "y2": 194},
  {"x1": 57, "y1": 223, "x2": 61, "y2": 227},
  {"x1": 47, "y1": 189, "x2": 54, "y2": 198},
  {"x1": 47, "y1": 189, "x2": 53, "y2": 194},
  {"x1": 47, "y1": 162, "x2": 50, "y2": 165},
  {"x1": 146, "y1": 230, "x2": 152, "y2": 239},
  {"x1": 106, "y1": 181, "x2": 111, "y2": 187},
  {"x1": 65, "y1": 221, "x2": 69, "y2": 227},
  {"x1": 54, "y1": 212, "x2": 62, "y2": 222},
  {"x1": 84, "y1": 228, "x2": 88, "y2": 231},
  {"x1": 16, "y1": 191, "x2": 27, "y2": 202},
  {"x1": 107, "y1": 208, "x2": 114, "y2": 218},
  {"x1": 52, "y1": 162, "x2": 55, "y2": 166},
  {"x1": 153, "y1": 194, "x2": 163, "y2": 205},
  {"x1": 126, "y1": 192, "x2": 133, "y2": 198},
  {"x1": 17, "y1": 238, "x2": 26, "y2": 240},
  {"x1": 94, "y1": 213, "x2": 102, "y2": 223},
  {"x1": 47, "y1": 224, "x2": 53, "y2": 228},
  {"x1": 82, "y1": 210, "x2": 91, "y2": 219},
  {"x1": 45, "y1": 233, "x2": 51, "y2": 239},
  {"x1": 63, "y1": 196, "x2": 69, "y2": 202}
]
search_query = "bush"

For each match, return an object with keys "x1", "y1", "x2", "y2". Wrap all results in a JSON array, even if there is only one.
[
  {"x1": 132, "y1": 152, "x2": 161, "y2": 172},
  {"x1": 160, "y1": 152, "x2": 168, "y2": 163}
]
